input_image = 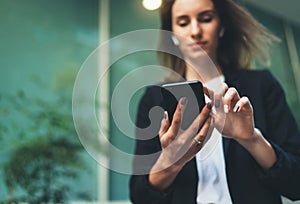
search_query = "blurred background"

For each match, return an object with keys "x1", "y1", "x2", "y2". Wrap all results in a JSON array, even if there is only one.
[{"x1": 0, "y1": 0, "x2": 299, "y2": 203}]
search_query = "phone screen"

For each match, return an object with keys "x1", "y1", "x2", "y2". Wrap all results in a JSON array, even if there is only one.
[{"x1": 161, "y1": 80, "x2": 205, "y2": 130}]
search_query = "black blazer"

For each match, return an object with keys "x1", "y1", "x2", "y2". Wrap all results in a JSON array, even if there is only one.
[{"x1": 129, "y1": 69, "x2": 300, "y2": 204}]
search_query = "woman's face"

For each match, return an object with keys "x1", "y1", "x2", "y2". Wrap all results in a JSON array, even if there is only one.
[{"x1": 171, "y1": 0, "x2": 221, "y2": 62}]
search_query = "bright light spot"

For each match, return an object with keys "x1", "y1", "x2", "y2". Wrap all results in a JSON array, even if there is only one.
[{"x1": 142, "y1": 0, "x2": 162, "y2": 11}]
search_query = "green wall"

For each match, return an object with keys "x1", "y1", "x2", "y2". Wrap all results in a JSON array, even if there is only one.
[
  {"x1": 108, "y1": 0, "x2": 160, "y2": 200},
  {"x1": 0, "y1": 0, "x2": 99, "y2": 201}
]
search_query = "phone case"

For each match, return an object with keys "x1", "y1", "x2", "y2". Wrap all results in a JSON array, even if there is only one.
[{"x1": 161, "y1": 80, "x2": 205, "y2": 130}]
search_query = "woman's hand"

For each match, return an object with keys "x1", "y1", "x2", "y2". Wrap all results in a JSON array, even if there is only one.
[
  {"x1": 211, "y1": 84, "x2": 255, "y2": 142},
  {"x1": 159, "y1": 97, "x2": 212, "y2": 166},
  {"x1": 209, "y1": 83, "x2": 277, "y2": 170},
  {"x1": 149, "y1": 97, "x2": 212, "y2": 190}
]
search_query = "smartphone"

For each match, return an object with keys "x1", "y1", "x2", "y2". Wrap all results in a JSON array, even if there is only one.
[{"x1": 161, "y1": 80, "x2": 205, "y2": 130}]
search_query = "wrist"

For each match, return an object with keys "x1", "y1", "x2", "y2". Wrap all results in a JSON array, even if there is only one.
[
  {"x1": 151, "y1": 153, "x2": 184, "y2": 175},
  {"x1": 149, "y1": 157, "x2": 183, "y2": 191},
  {"x1": 235, "y1": 128, "x2": 277, "y2": 169},
  {"x1": 235, "y1": 128, "x2": 260, "y2": 148}
]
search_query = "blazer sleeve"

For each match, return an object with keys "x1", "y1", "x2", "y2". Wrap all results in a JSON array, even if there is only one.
[
  {"x1": 129, "y1": 86, "x2": 175, "y2": 204},
  {"x1": 255, "y1": 70, "x2": 300, "y2": 201}
]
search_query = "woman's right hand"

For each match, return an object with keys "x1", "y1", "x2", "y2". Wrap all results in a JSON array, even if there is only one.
[{"x1": 149, "y1": 97, "x2": 212, "y2": 191}]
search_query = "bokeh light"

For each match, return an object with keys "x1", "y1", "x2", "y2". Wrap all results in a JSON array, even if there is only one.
[{"x1": 142, "y1": 0, "x2": 162, "y2": 11}]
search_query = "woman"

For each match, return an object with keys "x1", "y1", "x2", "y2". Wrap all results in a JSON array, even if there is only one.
[{"x1": 130, "y1": 0, "x2": 300, "y2": 203}]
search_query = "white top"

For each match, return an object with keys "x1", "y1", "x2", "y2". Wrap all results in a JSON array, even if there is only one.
[{"x1": 195, "y1": 76, "x2": 233, "y2": 204}]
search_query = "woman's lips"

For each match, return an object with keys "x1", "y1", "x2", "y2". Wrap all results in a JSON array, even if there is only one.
[{"x1": 189, "y1": 42, "x2": 207, "y2": 49}]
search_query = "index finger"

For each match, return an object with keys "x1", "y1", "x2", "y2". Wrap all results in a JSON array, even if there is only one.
[
  {"x1": 214, "y1": 83, "x2": 228, "y2": 110},
  {"x1": 166, "y1": 97, "x2": 187, "y2": 138}
]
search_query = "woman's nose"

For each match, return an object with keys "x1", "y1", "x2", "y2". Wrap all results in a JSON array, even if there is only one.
[{"x1": 191, "y1": 21, "x2": 202, "y2": 39}]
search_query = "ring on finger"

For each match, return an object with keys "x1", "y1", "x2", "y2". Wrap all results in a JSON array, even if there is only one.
[{"x1": 193, "y1": 137, "x2": 202, "y2": 145}]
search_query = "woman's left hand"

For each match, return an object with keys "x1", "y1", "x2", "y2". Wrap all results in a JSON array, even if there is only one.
[
  {"x1": 210, "y1": 84, "x2": 255, "y2": 142},
  {"x1": 207, "y1": 83, "x2": 277, "y2": 170}
]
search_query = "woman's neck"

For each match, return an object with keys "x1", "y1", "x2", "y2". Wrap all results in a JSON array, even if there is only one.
[{"x1": 185, "y1": 59, "x2": 223, "y2": 83}]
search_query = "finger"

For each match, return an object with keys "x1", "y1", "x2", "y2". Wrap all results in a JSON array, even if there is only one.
[
  {"x1": 193, "y1": 116, "x2": 212, "y2": 147},
  {"x1": 203, "y1": 86, "x2": 210, "y2": 96},
  {"x1": 159, "y1": 111, "x2": 170, "y2": 138},
  {"x1": 214, "y1": 83, "x2": 228, "y2": 111},
  {"x1": 167, "y1": 97, "x2": 187, "y2": 139},
  {"x1": 223, "y1": 87, "x2": 240, "y2": 113},
  {"x1": 233, "y1": 96, "x2": 252, "y2": 113},
  {"x1": 203, "y1": 86, "x2": 214, "y2": 99},
  {"x1": 186, "y1": 102, "x2": 212, "y2": 136}
]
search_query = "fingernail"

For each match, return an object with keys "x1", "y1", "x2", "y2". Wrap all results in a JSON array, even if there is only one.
[
  {"x1": 234, "y1": 105, "x2": 240, "y2": 112},
  {"x1": 180, "y1": 97, "x2": 187, "y2": 105},
  {"x1": 207, "y1": 102, "x2": 212, "y2": 110},
  {"x1": 215, "y1": 99, "x2": 220, "y2": 108},
  {"x1": 163, "y1": 111, "x2": 167, "y2": 119},
  {"x1": 224, "y1": 104, "x2": 229, "y2": 113}
]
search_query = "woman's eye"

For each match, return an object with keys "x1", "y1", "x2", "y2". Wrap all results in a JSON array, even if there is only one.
[
  {"x1": 177, "y1": 20, "x2": 189, "y2": 27},
  {"x1": 200, "y1": 16, "x2": 213, "y2": 23}
]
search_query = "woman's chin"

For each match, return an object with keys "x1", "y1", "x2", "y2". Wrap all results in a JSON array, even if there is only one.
[{"x1": 185, "y1": 51, "x2": 213, "y2": 62}]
